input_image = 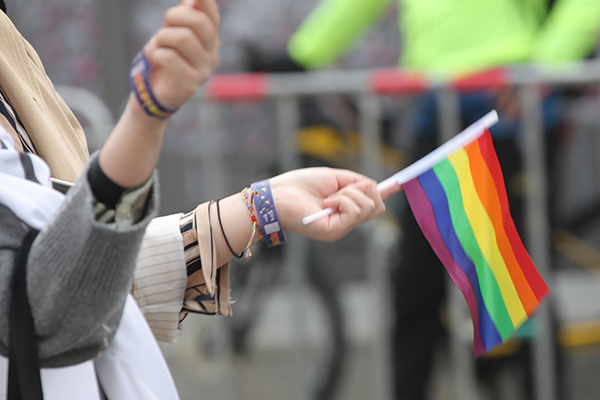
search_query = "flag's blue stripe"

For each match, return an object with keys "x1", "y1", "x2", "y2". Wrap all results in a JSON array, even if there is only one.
[{"x1": 419, "y1": 168, "x2": 502, "y2": 350}]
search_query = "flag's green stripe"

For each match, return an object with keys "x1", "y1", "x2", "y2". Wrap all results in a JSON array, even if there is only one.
[{"x1": 433, "y1": 159, "x2": 515, "y2": 339}]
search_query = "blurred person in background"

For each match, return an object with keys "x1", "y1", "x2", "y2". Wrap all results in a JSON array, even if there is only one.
[{"x1": 286, "y1": 0, "x2": 600, "y2": 399}]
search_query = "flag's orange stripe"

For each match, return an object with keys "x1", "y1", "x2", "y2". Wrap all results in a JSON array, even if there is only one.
[
  {"x1": 476, "y1": 131, "x2": 550, "y2": 304},
  {"x1": 464, "y1": 138, "x2": 538, "y2": 315}
]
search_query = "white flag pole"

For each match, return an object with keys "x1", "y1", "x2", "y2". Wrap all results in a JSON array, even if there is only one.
[{"x1": 302, "y1": 110, "x2": 499, "y2": 225}]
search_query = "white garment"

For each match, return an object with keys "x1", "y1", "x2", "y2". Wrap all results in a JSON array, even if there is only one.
[
  {"x1": 132, "y1": 213, "x2": 187, "y2": 344},
  {"x1": 95, "y1": 295, "x2": 179, "y2": 400},
  {"x1": 0, "y1": 132, "x2": 63, "y2": 230},
  {"x1": 0, "y1": 128, "x2": 180, "y2": 399},
  {"x1": 0, "y1": 357, "x2": 100, "y2": 400}
]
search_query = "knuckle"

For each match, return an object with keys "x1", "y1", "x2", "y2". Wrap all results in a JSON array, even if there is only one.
[
  {"x1": 201, "y1": 16, "x2": 218, "y2": 42},
  {"x1": 155, "y1": 29, "x2": 168, "y2": 44},
  {"x1": 154, "y1": 49, "x2": 177, "y2": 66},
  {"x1": 163, "y1": 49, "x2": 178, "y2": 63},
  {"x1": 164, "y1": 7, "x2": 180, "y2": 22},
  {"x1": 214, "y1": 13, "x2": 222, "y2": 29},
  {"x1": 179, "y1": 29, "x2": 196, "y2": 47},
  {"x1": 197, "y1": 11, "x2": 211, "y2": 27},
  {"x1": 207, "y1": 0, "x2": 222, "y2": 27}
]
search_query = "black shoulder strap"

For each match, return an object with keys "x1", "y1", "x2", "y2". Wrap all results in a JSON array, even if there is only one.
[
  {"x1": 0, "y1": 97, "x2": 18, "y2": 135},
  {"x1": 8, "y1": 228, "x2": 43, "y2": 400},
  {"x1": 0, "y1": 93, "x2": 36, "y2": 154}
]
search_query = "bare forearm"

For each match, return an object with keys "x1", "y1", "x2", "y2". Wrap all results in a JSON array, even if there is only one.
[
  {"x1": 98, "y1": 95, "x2": 168, "y2": 189},
  {"x1": 213, "y1": 192, "x2": 256, "y2": 266},
  {"x1": 97, "y1": 0, "x2": 219, "y2": 189}
]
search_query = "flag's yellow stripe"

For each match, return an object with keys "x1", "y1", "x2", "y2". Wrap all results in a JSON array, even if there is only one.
[{"x1": 448, "y1": 149, "x2": 527, "y2": 327}]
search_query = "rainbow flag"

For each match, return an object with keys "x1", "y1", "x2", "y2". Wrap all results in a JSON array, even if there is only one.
[
  {"x1": 301, "y1": 110, "x2": 550, "y2": 356},
  {"x1": 402, "y1": 120, "x2": 549, "y2": 357}
]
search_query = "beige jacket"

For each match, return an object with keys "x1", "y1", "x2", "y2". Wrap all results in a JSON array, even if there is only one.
[{"x1": 0, "y1": 11, "x2": 89, "y2": 182}]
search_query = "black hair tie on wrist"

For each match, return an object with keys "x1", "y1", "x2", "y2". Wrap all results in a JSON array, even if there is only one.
[{"x1": 216, "y1": 199, "x2": 244, "y2": 259}]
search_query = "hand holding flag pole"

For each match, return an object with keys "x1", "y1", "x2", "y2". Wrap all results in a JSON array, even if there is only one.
[{"x1": 302, "y1": 110, "x2": 500, "y2": 225}]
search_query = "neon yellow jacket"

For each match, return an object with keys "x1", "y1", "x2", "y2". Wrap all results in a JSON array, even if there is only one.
[{"x1": 288, "y1": 0, "x2": 600, "y2": 75}]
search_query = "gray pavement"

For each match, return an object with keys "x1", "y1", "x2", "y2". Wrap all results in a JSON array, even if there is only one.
[{"x1": 160, "y1": 277, "x2": 600, "y2": 400}]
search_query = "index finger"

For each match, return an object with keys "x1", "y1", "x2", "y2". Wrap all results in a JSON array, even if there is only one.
[
  {"x1": 182, "y1": 0, "x2": 220, "y2": 27},
  {"x1": 330, "y1": 169, "x2": 372, "y2": 190},
  {"x1": 332, "y1": 168, "x2": 402, "y2": 200}
]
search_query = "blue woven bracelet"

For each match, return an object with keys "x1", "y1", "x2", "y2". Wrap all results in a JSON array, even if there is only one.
[
  {"x1": 250, "y1": 180, "x2": 286, "y2": 247},
  {"x1": 129, "y1": 51, "x2": 177, "y2": 119}
]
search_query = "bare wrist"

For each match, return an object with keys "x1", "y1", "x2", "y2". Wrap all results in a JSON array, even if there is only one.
[{"x1": 126, "y1": 94, "x2": 171, "y2": 129}]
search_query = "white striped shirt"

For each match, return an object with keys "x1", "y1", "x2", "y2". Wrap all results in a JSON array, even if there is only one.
[
  {"x1": 132, "y1": 214, "x2": 188, "y2": 343},
  {"x1": 131, "y1": 207, "x2": 232, "y2": 343}
]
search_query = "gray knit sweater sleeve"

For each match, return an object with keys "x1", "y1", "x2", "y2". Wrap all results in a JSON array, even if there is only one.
[{"x1": 0, "y1": 154, "x2": 159, "y2": 368}]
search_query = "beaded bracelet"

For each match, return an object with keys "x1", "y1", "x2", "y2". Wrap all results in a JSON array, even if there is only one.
[
  {"x1": 250, "y1": 180, "x2": 286, "y2": 248},
  {"x1": 241, "y1": 187, "x2": 264, "y2": 260},
  {"x1": 129, "y1": 51, "x2": 177, "y2": 119}
]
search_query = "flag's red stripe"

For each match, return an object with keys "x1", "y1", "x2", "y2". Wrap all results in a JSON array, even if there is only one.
[
  {"x1": 464, "y1": 137, "x2": 539, "y2": 314},
  {"x1": 477, "y1": 131, "x2": 550, "y2": 303}
]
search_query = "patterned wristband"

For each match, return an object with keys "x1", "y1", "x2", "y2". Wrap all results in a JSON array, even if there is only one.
[
  {"x1": 250, "y1": 180, "x2": 286, "y2": 247},
  {"x1": 241, "y1": 187, "x2": 264, "y2": 260},
  {"x1": 130, "y1": 51, "x2": 177, "y2": 119}
]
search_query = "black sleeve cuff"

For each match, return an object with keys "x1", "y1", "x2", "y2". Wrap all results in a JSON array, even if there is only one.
[{"x1": 87, "y1": 157, "x2": 126, "y2": 209}]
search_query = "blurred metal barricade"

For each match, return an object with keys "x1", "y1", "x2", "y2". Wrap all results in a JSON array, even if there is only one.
[{"x1": 193, "y1": 59, "x2": 600, "y2": 400}]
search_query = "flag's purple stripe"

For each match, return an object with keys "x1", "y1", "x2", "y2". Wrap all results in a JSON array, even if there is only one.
[
  {"x1": 404, "y1": 176, "x2": 484, "y2": 356},
  {"x1": 417, "y1": 169, "x2": 503, "y2": 351}
]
